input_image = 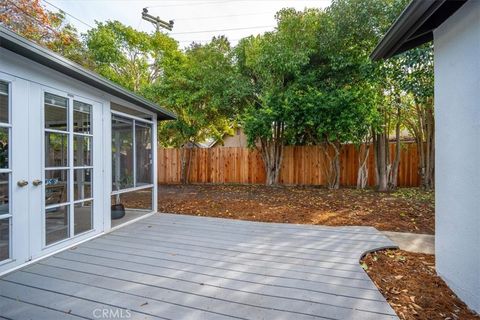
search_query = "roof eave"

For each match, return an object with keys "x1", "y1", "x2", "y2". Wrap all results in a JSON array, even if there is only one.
[
  {"x1": 0, "y1": 26, "x2": 176, "y2": 120},
  {"x1": 371, "y1": 0, "x2": 444, "y2": 61}
]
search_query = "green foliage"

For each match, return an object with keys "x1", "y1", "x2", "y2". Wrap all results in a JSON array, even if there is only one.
[
  {"x1": 150, "y1": 36, "x2": 251, "y2": 147},
  {"x1": 85, "y1": 21, "x2": 181, "y2": 92},
  {"x1": 237, "y1": 8, "x2": 324, "y2": 147},
  {"x1": 285, "y1": 83, "x2": 378, "y2": 145},
  {"x1": 396, "y1": 45, "x2": 434, "y2": 105}
]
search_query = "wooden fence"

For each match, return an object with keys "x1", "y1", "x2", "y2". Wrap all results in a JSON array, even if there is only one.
[{"x1": 158, "y1": 142, "x2": 420, "y2": 187}]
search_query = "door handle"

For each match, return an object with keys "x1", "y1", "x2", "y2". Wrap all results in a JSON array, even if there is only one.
[
  {"x1": 17, "y1": 180, "x2": 29, "y2": 187},
  {"x1": 32, "y1": 179, "x2": 43, "y2": 186}
]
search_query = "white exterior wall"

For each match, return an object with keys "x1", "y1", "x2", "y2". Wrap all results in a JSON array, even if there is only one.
[
  {"x1": 434, "y1": 0, "x2": 480, "y2": 313},
  {"x1": 0, "y1": 47, "x2": 158, "y2": 275}
]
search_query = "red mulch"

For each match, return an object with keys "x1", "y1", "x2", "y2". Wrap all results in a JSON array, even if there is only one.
[
  {"x1": 361, "y1": 250, "x2": 479, "y2": 320},
  {"x1": 157, "y1": 184, "x2": 434, "y2": 234}
]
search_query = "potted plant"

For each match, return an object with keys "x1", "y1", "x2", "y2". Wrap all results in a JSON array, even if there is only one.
[{"x1": 111, "y1": 175, "x2": 133, "y2": 220}]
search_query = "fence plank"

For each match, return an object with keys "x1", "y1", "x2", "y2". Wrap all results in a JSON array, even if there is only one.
[{"x1": 158, "y1": 142, "x2": 420, "y2": 187}]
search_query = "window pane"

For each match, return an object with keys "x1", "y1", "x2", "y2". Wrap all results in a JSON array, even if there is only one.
[
  {"x1": 135, "y1": 122, "x2": 152, "y2": 186},
  {"x1": 45, "y1": 170, "x2": 69, "y2": 206},
  {"x1": 0, "y1": 81, "x2": 8, "y2": 124},
  {"x1": 74, "y1": 135, "x2": 92, "y2": 167},
  {"x1": 0, "y1": 218, "x2": 10, "y2": 261},
  {"x1": 46, "y1": 205, "x2": 69, "y2": 245},
  {"x1": 74, "y1": 169, "x2": 92, "y2": 201},
  {"x1": 45, "y1": 93, "x2": 68, "y2": 131},
  {"x1": 0, "y1": 127, "x2": 8, "y2": 169},
  {"x1": 0, "y1": 173, "x2": 9, "y2": 215},
  {"x1": 112, "y1": 116, "x2": 133, "y2": 191},
  {"x1": 74, "y1": 201, "x2": 92, "y2": 235},
  {"x1": 0, "y1": 82, "x2": 7, "y2": 95},
  {"x1": 45, "y1": 132, "x2": 68, "y2": 167},
  {"x1": 73, "y1": 101, "x2": 92, "y2": 134}
]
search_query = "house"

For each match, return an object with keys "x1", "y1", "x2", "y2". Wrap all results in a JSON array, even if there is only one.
[
  {"x1": 371, "y1": 0, "x2": 479, "y2": 313},
  {"x1": 211, "y1": 127, "x2": 248, "y2": 148},
  {"x1": 0, "y1": 26, "x2": 175, "y2": 275}
]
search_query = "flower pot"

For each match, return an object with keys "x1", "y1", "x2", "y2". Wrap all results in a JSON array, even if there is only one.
[{"x1": 111, "y1": 203, "x2": 126, "y2": 220}]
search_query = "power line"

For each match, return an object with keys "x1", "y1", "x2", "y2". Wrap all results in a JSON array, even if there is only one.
[
  {"x1": 147, "y1": 1, "x2": 231, "y2": 9},
  {"x1": 178, "y1": 38, "x2": 242, "y2": 43},
  {"x1": 174, "y1": 11, "x2": 274, "y2": 21},
  {"x1": 41, "y1": 0, "x2": 94, "y2": 29},
  {"x1": 170, "y1": 25, "x2": 274, "y2": 35}
]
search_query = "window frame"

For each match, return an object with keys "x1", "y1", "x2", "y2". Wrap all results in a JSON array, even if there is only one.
[
  {"x1": 111, "y1": 110, "x2": 154, "y2": 196},
  {"x1": 0, "y1": 79, "x2": 12, "y2": 263},
  {"x1": 42, "y1": 89, "x2": 95, "y2": 247}
]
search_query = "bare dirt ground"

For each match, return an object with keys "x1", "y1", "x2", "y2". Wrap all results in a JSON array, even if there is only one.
[{"x1": 157, "y1": 184, "x2": 434, "y2": 234}]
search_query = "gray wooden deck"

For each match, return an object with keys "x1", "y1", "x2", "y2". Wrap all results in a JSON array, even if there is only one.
[{"x1": 0, "y1": 213, "x2": 399, "y2": 320}]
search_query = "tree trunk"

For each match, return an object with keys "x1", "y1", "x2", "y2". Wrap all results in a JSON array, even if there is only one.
[
  {"x1": 180, "y1": 145, "x2": 193, "y2": 184},
  {"x1": 374, "y1": 131, "x2": 388, "y2": 192},
  {"x1": 259, "y1": 121, "x2": 284, "y2": 186},
  {"x1": 388, "y1": 107, "x2": 402, "y2": 190},
  {"x1": 322, "y1": 140, "x2": 341, "y2": 189},
  {"x1": 374, "y1": 104, "x2": 402, "y2": 192},
  {"x1": 406, "y1": 100, "x2": 435, "y2": 190},
  {"x1": 357, "y1": 142, "x2": 370, "y2": 189}
]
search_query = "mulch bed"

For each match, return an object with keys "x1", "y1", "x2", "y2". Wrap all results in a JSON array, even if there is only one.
[
  {"x1": 157, "y1": 184, "x2": 434, "y2": 234},
  {"x1": 361, "y1": 250, "x2": 480, "y2": 320}
]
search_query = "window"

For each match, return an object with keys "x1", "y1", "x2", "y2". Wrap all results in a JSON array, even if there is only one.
[
  {"x1": 111, "y1": 108, "x2": 154, "y2": 227},
  {"x1": 44, "y1": 93, "x2": 94, "y2": 246},
  {"x1": 111, "y1": 115, "x2": 153, "y2": 191},
  {"x1": 0, "y1": 81, "x2": 10, "y2": 261},
  {"x1": 112, "y1": 116, "x2": 134, "y2": 191}
]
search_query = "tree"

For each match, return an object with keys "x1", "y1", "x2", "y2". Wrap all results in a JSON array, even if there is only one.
[
  {"x1": 0, "y1": 0, "x2": 85, "y2": 64},
  {"x1": 285, "y1": 82, "x2": 377, "y2": 188},
  {"x1": 323, "y1": 0, "x2": 412, "y2": 191},
  {"x1": 273, "y1": 1, "x2": 383, "y2": 189},
  {"x1": 150, "y1": 36, "x2": 250, "y2": 183},
  {"x1": 398, "y1": 46, "x2": 435, "y2": 190},
  {"x1": 85, "y1": 21, "x2": 181, "y2": 92},
  {"x1": 237, "y1": 8, "x2": 322, "y2": 185}
]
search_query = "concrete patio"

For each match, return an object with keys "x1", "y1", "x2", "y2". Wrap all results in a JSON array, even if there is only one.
[{"x1": 0, "y1": 213, "x2": 398, "y2": 320}]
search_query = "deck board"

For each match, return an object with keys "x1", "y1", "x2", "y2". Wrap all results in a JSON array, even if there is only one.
[{"x1": 0, "y1": 213, "x2": 398, "y2": 319}]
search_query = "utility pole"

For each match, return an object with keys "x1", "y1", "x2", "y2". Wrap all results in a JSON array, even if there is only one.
[{"x1": 142, "y1": 8, "x2": 174, "y2": 32}]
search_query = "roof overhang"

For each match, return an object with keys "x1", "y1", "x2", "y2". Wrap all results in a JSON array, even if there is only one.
[
  {"x1": 0, "y1": 26, "x2": 176, "y2": 120},
  {"x1": 371, "y1": 0, "x2": 468, "y2": 60}
]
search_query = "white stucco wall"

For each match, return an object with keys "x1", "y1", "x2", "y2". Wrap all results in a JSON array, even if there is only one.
[{"x1": 434, "y1": 0, "x2": 480, "y2": 313}]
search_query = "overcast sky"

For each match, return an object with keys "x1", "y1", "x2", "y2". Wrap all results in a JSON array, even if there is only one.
[{"x1": 46, "y1": 0, "x2": 331, "y2": 47}]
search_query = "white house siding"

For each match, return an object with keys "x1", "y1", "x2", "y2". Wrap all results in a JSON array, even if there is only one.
[
  {"x1": 434, "y1": 0, "x2": 480, "y2": 313},
  {"x1": 0, "y1": 48, "x2": 158, "y2": 275}
]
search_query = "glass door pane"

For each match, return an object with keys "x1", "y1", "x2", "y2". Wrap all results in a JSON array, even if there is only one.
[
  {"x1": 44, "y1": 95, "x2": 95, "y2": 245},
  {"x1": 0, "y1": 81, "x2": 10, "y2": 262},
  {"x1": 73, "y1": 100, "x2": 93, "y2": 236},
  {"x1": 44, "y1": 93, "x2": 70, "y2": 245}
]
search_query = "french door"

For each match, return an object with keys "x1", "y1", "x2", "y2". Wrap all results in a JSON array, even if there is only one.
[{"x1": 0, "y1": 73, "x2": 103, "y2": 274}]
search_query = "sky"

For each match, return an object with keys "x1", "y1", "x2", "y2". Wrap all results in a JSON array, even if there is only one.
[{"x1": 45, "y1": 0, "x2": 332, "y2": 47}]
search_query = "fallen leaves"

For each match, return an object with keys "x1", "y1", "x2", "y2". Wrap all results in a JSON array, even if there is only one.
[
  {"x1": 362, "y1": 250, "x2": 479, "y2": 320},
  {"x1": 155, "y1": 184, "x2": 435, "y2": 234}
]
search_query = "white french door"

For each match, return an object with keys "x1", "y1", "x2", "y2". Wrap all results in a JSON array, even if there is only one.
[
  {"x1": 0, "y1": 73, "x2": 30, "y2": 273},
  {"x1": 0, "y1": 73, "x2": 104, "y2": 274}
]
